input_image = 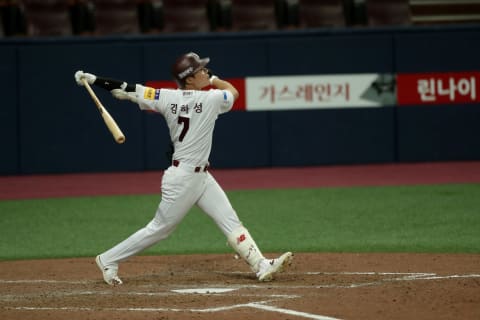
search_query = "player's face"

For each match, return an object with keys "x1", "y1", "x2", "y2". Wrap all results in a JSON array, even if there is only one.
[{"x1": 190, "y1": 68, "x2": 210, "y2": 89}]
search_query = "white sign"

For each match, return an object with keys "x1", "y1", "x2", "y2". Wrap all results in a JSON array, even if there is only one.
[{"x1": 245, "y1": 74, "x2": 395, "y2": 111}]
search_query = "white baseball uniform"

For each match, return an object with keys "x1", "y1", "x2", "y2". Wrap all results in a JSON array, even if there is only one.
[{"x1": 99, "y1": 85, "x2": 266, "y2": 272}]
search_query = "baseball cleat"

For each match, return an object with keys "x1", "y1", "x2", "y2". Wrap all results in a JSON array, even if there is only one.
[
  {"x1": 257, "y1": 252, "x2": 293, "y2": 282},
  {"x1": 95, "y1": 255, "x2": 123, "y2": 286}
]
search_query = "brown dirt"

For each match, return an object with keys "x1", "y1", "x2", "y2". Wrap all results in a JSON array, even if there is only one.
[{"x1": 1, "y1": 253, "x2": 479, "y2": 320}]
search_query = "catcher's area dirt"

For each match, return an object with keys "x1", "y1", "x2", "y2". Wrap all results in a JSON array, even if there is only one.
[
  {"x1": 1, "y1": 253, "x2": 479, "y2": 320},
  {"x1": 1, "y1": 162, "x2": 480, "y2": 319}
]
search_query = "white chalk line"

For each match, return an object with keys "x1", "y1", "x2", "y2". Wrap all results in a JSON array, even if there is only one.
[
  {"x1": 249, "y1": 303, "x2": 342, "y2": 320},
  {"x1": 214, "y1": 271, "x2": 480, "y2": 288},
  {"x1": 0, "y1": 279, "x2": 91, "y2": 284},
  {"x1": 1, "y1": 272, "x2": 479, "y2": 291},
  {"x1": 9, "y1": 299, "x2": 340, "y2": 320},
  {"x1": 2, "y1": 271, "x2": 479, "y2": 286},
  {"x1": 2, "y1": 272, "x2": 479, "y2": 291},
  {"x1": 0, "y1": 290, "x2": 299, "y2": 301}
]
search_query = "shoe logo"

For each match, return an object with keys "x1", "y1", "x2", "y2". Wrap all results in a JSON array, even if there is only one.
[
  {"x1": 269, "y1": 260, "x2": 275, "y2": 266},
  {"x1": 237, "y1": 234, "x2": 246, "y2": 244}
]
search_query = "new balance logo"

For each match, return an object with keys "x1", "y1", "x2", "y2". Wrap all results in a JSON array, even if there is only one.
[{"x1": 237, "y1": 234, "x2": 246, "y2": 244}]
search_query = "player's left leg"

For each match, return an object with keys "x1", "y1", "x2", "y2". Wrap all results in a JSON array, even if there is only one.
[{"x1": 196, "y1": 173, "x2": 293, "y2": 281}]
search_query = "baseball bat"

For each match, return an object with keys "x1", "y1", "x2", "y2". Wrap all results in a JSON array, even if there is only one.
[{"x1": 81, "y1": 79, "x2": 125, "y2": 144}]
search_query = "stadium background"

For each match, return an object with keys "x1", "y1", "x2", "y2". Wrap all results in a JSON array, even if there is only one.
[
  {"x1": 1, "y1": 2, "x2": 480, "y2": 175},
  {"x1": 1, "y1": 2, "x2": 480, "y2": 319}
]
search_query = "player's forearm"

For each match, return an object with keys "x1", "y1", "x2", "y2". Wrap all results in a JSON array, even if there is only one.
[
  {"x1": 93, "y1": 76, "x2": 136, "y2": 92},
  {"x1": 211, "y1": 77, "x2": 239, "y2": 100},
  {"x1": 75, "y1": 71, "x2": 141, "y2": 105}
]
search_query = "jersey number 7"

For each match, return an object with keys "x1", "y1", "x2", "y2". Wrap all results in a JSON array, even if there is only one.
[{"x1": 178, "y1": 116, "x2": 190, "y2": 142}]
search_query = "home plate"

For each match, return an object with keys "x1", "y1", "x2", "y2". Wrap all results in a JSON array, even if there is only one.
[{"x1": 172, "y1": 288, "x2": 238, "y2": 294}]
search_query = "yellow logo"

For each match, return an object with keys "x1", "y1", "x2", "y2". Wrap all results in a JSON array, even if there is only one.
[{"x1": 144, "y1": 87, "x2": 155, "y2": 100}]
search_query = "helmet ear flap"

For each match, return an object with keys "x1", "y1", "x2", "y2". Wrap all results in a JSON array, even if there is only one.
[{"x1": 175, "y1": 79, "x2": 185, "y2": 89}]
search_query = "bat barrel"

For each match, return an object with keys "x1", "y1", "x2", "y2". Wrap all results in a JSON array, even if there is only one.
[{"x1": 82, "y1": 79, "x2": 126, "y2": 144}]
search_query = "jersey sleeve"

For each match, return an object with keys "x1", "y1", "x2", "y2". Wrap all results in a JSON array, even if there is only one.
[
  {"x1": 135, "y1": 85, "x2": 168, "y2": 114},
  {"x1": 215, "y1": 89, "x2": 235, "y2": 114}
]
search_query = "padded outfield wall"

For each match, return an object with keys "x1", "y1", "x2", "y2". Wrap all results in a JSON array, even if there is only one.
[{"x1": 1, "y1": 25, "x2": 480, "y2": 174}]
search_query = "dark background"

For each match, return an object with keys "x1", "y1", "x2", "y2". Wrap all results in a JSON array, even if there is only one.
[{"x1": 1, "y1": 26, "x2": 480, "y2": 174}]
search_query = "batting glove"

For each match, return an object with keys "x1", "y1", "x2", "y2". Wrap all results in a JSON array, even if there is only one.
[
  {"x1": 74, "y1": 70, "x2": 97, "y2": 86},
  {"x1": 207, "y1": 69, "x2": 218, "y2": 86},
  {"x1": 209, "y1": 75, "x2": 218, "y2": 86}
]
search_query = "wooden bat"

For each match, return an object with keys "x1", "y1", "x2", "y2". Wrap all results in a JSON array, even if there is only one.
[{"x1": 81, "y1": 79, "x2": 125, "y2": 144}]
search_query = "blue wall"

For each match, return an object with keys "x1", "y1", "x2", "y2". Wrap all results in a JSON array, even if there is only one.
[
  {"x1": 0, "y1": 46, "x2": 18, "y2": 174},
  {"x1": 1, "y1": 26, "x2": 479, "y2": 174}
]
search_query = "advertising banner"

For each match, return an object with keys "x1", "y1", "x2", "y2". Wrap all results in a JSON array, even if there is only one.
[
  {"x1": 245, "y1": 74, "x2": 396, "y2": 111},
  {"x1": 147, "y1": 71, "x2": 479, "y2": 111},
  {"x1": 397, "y1": 72, "x2": 479, "y2": 106}
]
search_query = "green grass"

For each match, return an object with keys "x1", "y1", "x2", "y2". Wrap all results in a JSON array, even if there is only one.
[{"x1": 0, "y1": 184, "x2": 479, "y2": 260}]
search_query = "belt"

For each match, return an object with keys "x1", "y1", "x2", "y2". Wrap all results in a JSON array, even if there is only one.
[{"x1": 172, "y1": 160, "x2": 209, "y2": 172}]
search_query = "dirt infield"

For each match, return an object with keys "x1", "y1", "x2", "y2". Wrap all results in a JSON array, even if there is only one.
[
  {"x1": 1, "y1": 162, "x2": 480, "y2": 319},
  {"x1": 1, "y1": 253, "x2": 479, "y2": 320}
]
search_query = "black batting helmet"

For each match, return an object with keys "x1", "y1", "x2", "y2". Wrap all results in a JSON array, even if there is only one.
[{"x1": 171, "y1": 52, "x2": 210, "y2": 88}]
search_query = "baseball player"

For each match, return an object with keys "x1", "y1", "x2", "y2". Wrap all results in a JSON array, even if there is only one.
[{"x1": 74, "y1": 52, "x2": 293, "y2": 285}]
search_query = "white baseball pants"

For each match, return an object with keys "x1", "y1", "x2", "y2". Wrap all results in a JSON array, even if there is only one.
[{"x1": 99, "y1": 165, "x2": 243, "y2": 266}]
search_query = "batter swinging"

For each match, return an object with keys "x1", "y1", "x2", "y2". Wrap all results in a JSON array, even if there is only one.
[{"x1": 74, "y1": 52, "x2": 293, "y2": 285}]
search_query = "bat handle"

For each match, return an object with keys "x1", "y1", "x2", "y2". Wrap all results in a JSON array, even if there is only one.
[{"x1": 82, "y1": 79, "x2": 103, "y2": 112}]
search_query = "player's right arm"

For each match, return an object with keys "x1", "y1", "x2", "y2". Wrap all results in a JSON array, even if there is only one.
[
  {"x1": 74, "y1": 70, "x2": 161, "y2": 110},
  {"x1": 210, "y1": 76, "x2": 239, "y2": 101},
  {"x1": 75, "y1": 70, "x2": 141, "y2": 102},
  {"x1": 75, "y1": 70, "x2": 135, "y2": 92}
]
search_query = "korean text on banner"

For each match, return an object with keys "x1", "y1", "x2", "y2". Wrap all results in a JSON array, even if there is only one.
[
  {"x1": 245, "y1": 74, "x2": 396, "y2": 111},
  {"x1": 397, "y1": 72, "x2": 480, "y2": 106}
]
